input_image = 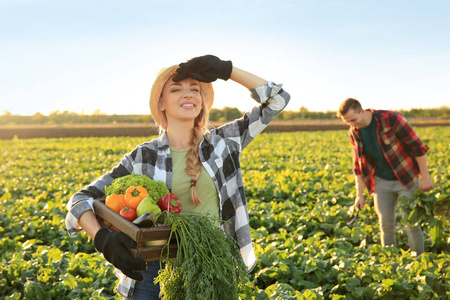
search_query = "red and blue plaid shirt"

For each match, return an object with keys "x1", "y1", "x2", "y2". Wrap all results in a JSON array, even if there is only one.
[{"x1": 349, "y1": 109, "x2": 429, "y2": 195}]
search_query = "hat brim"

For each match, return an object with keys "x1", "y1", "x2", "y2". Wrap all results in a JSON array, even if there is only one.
[{"x1": 149, "y1": 65, "x2": 214, "y2": 127}]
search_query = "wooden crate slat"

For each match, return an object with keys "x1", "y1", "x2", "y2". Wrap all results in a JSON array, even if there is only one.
[
  {"x1": 129, "y1": 244, "x2": 178, "y2": 261},
  {"x1": 93, "y1": 198, "x2": 177, "y2": 260}
]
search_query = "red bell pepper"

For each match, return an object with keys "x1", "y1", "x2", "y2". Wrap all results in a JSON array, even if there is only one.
[{"x1": 157, "y1": 193, "x2": 182, "y2": 213}]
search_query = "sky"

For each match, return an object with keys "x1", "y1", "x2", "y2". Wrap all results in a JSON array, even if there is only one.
[{"x1": 1, "y1": 0, "x2": 449, "y2": 116}]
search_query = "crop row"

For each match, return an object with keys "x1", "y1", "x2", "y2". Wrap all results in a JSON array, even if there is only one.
[{"x1": 0, "y1": 127, "x2": 449, "y2": 299}]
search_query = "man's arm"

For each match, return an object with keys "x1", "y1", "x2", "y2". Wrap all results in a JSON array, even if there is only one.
[
  {"x1": 415, "y1": 155, "x2": 434, "y2": 191},
  {"x1": 354, "y1": 174, "x2": 366, "y2": 210},
  {"x1": 391, "y1": 112, "x2": 433, "y2": 191}
]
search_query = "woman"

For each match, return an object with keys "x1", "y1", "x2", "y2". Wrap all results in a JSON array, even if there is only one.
[{"x1": 65, "y1": 55, "x2": 290, "y2": 299}]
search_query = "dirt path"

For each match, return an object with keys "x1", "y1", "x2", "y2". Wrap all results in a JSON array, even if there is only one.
[{"x1": 1, "y1": 119, "x2": 449, "y2": 139}]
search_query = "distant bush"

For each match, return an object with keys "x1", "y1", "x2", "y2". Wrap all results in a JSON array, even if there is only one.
[
  {"x1": 0, "y1": 110, "x2": 152, "y2": 126},
  {"x1": 1, "y1": 105, "x2": 449, "y2": 126},
  {"x1": 398, "y1": 106, "x2": 450, "y2": 119},
  {"x1": 276, "y1": 106, "x2": 450, "y2": 121}
]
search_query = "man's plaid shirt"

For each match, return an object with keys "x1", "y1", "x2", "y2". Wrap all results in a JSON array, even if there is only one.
[
  {"x1": 65, "y1": 81, "x2": 290, "y2": 298},
  {"x1": 349, "y1": 109, "x2": 429, "y2": 195}
]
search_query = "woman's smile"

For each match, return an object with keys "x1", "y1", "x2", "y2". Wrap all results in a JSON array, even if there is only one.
[{"x1": 180, "y1": 101, "x2": 196, "y2": 109}]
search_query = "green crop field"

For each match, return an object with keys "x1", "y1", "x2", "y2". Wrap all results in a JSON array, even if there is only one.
[{"x1": 1, "y1": 127, "x2": 449, "y2": 299}]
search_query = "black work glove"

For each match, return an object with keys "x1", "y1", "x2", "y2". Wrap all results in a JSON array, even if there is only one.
[
  {"x1": 94, "y1": 227, "x2": 147, "y2": 281},
  {"x1": 173, "y1": 54, "x2": 233, "y2": 83}
]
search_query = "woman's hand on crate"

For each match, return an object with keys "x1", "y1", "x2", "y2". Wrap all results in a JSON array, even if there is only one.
[{"x1": 94, "y1": 227, "x2": 147, "y2": 281}]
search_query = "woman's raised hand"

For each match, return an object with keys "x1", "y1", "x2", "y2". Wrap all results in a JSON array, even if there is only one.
[{"x1": 173, "y1": 55, "x2": 232, "y2": 83}]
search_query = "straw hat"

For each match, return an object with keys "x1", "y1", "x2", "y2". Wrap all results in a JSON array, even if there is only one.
[{"x1": 149, "y1": 65, "x2": 214, "y2": 127}]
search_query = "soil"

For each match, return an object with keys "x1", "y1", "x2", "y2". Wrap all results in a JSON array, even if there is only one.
[{"x1": 1, "y1": 119, "x2": 449, "y2": 140}]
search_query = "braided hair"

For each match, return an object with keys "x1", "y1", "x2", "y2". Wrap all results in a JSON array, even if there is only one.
[{"x1": 184, "y1": 101, "x2": 210, "y2": 205}]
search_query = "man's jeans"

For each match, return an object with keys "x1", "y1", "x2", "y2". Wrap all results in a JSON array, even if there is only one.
[{"x1": 373, "y1": 177, "x2": 424, "y2": 255}]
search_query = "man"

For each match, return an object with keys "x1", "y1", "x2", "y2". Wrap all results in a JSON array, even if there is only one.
[{"x1": 337, "y1": 98, "x2": 433, "y2": 255}]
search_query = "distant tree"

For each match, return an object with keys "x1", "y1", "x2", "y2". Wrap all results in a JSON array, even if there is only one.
[
  {"x1": 92, "y1": 109, "x2": 106, "y2": 115},
  {"x1": 222, "y1": 106, "x2": 242, "y2": 121},
  {"x1": 1, "y1": 106, "x2": 448, "y2": 126},
  {"x1": 32, "y1": 112, "x2": 45, "y2": 123},
  {"x1": 299, "y1": 106, "x2": 309, "y2": 119},
  {"x1": 209, "y1": 108, "x2": 222, "y2": 122},
  {"x1": 49, "y1": 110, "x2": 61, "y2": 116},
  {"x1": 277, "y1": 110, "x2": 298, "y2": 120},
  {"x1": 210, "y1": 106, "x2": 243, "y2": 122}
]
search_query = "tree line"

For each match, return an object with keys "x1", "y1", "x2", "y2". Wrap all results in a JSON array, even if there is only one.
[{"x1": 1, "y1": 105, "x2": 449, "y2": 126}]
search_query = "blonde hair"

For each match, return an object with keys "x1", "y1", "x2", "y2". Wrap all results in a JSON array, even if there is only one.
[
  {"x1": 158, "y1": 79, "x2": 211, "y2": 206},
  {"x1": 184, "y1": 100, "x2": 210, "y2": 205}
]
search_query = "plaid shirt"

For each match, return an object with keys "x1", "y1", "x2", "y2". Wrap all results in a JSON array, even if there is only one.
[
  {"x1": 349, "y1": 109, "x2": 429, "y2": 195},
  {"x1": 65, "y1": 81, "x2": 290, "y2": 298}
]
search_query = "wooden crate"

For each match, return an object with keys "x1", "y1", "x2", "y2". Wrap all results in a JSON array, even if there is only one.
[{"x1": 93, "y1": 199, "x2": 177, "y2": 261}]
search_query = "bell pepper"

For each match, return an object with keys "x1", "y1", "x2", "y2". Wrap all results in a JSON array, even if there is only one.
[
  {"x1": 157, "y1": 193, "x2": 182, "y2": 213},
  {"x1": 136, "y1": 196, "x2": 162, "y2": 218},
  {"x1": 105, "y1": 193, "x2": 126, "y2": 214},
  {"x1": 124, "y1": 186, "x2": 149, "y2": 210}
]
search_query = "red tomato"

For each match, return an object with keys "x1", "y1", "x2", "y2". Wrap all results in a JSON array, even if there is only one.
[{"x1": 120, "y1": 205, "x2": 137, "y2": 222}]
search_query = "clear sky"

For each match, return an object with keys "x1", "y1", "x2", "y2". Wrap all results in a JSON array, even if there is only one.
[{"x1": 1, "y1": 0, "x2": 449, "y2": 116}]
